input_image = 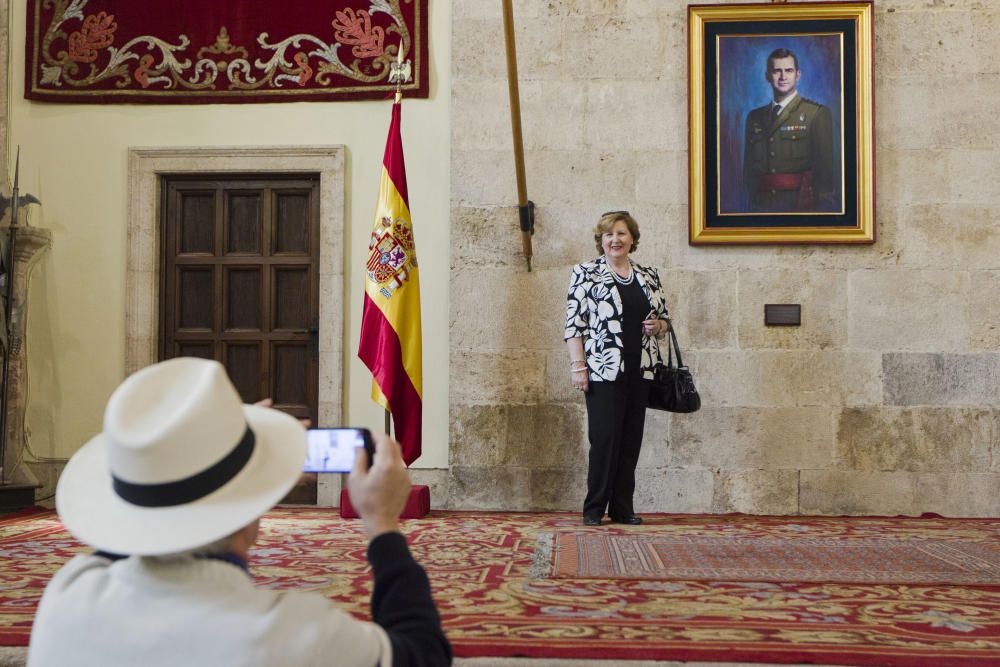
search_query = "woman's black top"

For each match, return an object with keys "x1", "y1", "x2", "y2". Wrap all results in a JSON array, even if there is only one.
[{"x1": 617, "y1": 273, "x2": 651, "y2": 376}]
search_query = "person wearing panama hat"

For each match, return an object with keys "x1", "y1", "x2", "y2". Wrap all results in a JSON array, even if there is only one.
[{"x1": 27, "y1": 357, "x2": 451, "y2": 667}]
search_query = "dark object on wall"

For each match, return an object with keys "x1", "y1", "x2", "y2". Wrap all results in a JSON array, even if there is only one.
[
  {"x1": 25, "y1": 0, "x2": 429, "y2": 104},
  {"x1": 0, "y1": 149, "x2": 42, "y2": 484},
  {"x1": 648, "y1": 329, "x2": 701, "y2": 414},
  {"x1": 765, "y1": 304, "x2": 801, "y2": 326}
]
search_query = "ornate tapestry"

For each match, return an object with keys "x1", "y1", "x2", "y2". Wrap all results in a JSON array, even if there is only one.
[{"x1": 25, "y1": 0, "x2": 428, "y2": 103}]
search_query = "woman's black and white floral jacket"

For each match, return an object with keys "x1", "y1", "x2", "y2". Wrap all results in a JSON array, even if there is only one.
[{"x1": 564, "y1": 255, "x2": 670, "y2": 382}]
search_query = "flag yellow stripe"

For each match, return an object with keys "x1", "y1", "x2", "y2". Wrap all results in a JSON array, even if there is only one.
[{"x1": 364, "y1": 166, "x2": 423, "y2": 399}]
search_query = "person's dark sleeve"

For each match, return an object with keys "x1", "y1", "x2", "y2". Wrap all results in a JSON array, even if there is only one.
[{"x1": 368, "y1": 531, "x2": 452, "y2": 667}]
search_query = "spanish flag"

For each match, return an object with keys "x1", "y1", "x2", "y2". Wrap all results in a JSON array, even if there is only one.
[{"x1": 358, "y1": 101, "x2": 422, "y2": 465}]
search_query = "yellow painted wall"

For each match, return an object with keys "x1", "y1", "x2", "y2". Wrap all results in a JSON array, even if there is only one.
[{"x1": 8, "y1": 2, "x2": 451, "y2": 468}]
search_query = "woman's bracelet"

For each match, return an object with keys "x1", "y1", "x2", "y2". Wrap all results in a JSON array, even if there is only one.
[
  {"x1": 569, "y1": 359, "x2": 587, "y2": 367},
  {"x1": 571, "y1": 368, "x2": 587, "y2": 374}
]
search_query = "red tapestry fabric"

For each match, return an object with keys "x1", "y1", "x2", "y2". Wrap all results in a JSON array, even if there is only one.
[
  {"x1": 25, "y1": 0, "x2": 429, "y2": 104},
  {"x1": 2, "y1": 509, "x2": 1000, "y2": 666}
]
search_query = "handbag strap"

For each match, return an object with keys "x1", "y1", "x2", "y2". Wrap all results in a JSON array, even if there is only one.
[{"x1": 668, "y1": 327, "x2": 686, "y2": 368}]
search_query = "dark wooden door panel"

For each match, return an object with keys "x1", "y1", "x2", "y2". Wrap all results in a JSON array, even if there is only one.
[
  {"x1": 224, "y1": 267, "x2": 263, "y2": 331},
  {"x1": 273, "y1": 267, "x2": 311, "y2": 331},
  {"x1": 273, "y1": 190, "x2": 311, "y2": 255},
  {"x1": 177, "y1": 268, "x2": 214, "y2": 331},
  {"x1": 225, "y1": 342, "x2": 263, "y2": 403},
  {"x1": 225, "y1": 191, "x2": 263, "y2": 255},
  {"x1": 160, "y1": 174, "x2": 320, "y2": 504},
  {"x1": 179, "y1": 192, "x2": 215, "y2": 255}
]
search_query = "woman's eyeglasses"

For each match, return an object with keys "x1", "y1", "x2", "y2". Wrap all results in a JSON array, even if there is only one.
[{"x1": 601, "y1": 210, "x2": 630, "y2": 217}]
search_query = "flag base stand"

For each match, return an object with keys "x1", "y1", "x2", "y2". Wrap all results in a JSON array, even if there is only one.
[{"x1": 339, "y1": 485, "x2": 430, "y2": 519}]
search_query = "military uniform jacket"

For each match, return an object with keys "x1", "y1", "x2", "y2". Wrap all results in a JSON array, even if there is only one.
[
  {"x1": 564, "y1": 255, "x2": 669, "y2": 382},
  {"x1": 743, "y1": 94, "x2": 834, "y2": 208}
]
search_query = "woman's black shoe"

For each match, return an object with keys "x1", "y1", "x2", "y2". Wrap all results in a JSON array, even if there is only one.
[
  {"x1": 582, "y1": 516, "x2": 602, "y2": 526},
  {"x1": 610, "y1": 515, "x2": 642, "y2": 525}
]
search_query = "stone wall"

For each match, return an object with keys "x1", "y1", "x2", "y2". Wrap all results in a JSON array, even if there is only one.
[{"x1": 449, "y1": 0, "x2": 1000, "y2": 516}]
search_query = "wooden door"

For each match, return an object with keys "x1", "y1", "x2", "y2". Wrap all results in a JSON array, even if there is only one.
[{"x1": 159, "y1": 174, "x2": 320, "y2": 502}]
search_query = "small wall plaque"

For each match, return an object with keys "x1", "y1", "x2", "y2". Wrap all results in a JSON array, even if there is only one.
[{"x1": 765, "y1": 304, "x2": 801, "y2": 326}]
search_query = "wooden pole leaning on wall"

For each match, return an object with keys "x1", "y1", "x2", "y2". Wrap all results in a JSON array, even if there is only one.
[{"x1": 501, "y1": 0, "x2": 534, "y2": 272}]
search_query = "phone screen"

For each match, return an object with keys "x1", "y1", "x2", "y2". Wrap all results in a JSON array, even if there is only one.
[{"x1": 303, "y1": 428, "x2": 373, "y2": 473}]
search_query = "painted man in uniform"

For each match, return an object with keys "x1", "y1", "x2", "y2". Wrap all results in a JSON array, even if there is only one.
[{"x1": 743, "y1": 48, "x2": 836, "y2": 212}]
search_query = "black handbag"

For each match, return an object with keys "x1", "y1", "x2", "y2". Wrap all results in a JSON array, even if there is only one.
[{"x1": 647, "y1": 327, "x2": 701, "y2": 413}]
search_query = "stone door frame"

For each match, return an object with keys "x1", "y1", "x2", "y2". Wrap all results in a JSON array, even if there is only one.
[{"x1": 126, "y1": 146, "x2": 345, "y2": 504}]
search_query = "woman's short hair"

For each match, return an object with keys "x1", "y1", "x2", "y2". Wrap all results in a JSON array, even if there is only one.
[{"x1": 593, "y1": 210, "x2": 640, "y2": 255}]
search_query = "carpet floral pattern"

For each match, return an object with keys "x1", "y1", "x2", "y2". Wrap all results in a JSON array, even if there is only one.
[{"x1": 1, "y1": 508, "x2": 999, "y2": 666}]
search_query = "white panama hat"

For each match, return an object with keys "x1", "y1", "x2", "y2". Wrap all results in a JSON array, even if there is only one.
[{"x1": 56, "y1": 357, "x2": 307, "y2": 556}]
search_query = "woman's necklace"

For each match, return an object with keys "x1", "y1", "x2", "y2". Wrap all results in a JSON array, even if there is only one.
[{"x1": 611, "y1": 263, "x2": 634, "y2": 285}]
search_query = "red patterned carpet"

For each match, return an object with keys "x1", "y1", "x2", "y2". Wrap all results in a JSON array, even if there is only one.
[
  {"x1": 2, "y1": 507, "x2": 1000, "y2": 666},
  {"x1": 548, "y1": 531, "x2": 1000, "y2": 584}
]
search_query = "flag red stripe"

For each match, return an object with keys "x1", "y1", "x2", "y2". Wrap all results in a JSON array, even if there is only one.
[
  {"x1": 358, "y1": 293, "x2": 422, "y2": 465},
  {"x1": 382, "y1": 103, "x2": 409, "y2": 207}
]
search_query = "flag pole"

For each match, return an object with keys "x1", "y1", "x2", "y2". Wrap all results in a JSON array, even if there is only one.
[
  {"x1": 501, "y1": 0, "x2": 534, "y2": 272},
  {"x1": 383, "y1": 50, "x2": 404, "y2": 438}
]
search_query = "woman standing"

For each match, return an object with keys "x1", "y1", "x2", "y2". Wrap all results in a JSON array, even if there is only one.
[{"x1": 564, "y1": 211, "x2": 670, "y2": 526}]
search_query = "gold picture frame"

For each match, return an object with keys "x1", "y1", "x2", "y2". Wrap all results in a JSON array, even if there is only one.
[{"x1": 688, "y1": 1, "x2": 874, "y2": 244}]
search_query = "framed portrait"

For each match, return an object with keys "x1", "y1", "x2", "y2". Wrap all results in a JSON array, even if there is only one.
[{"x1": 688, "y1": 2, "x2": 874, "y2": 244}]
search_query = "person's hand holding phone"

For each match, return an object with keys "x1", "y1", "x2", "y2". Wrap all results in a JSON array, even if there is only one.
[{"x1": 347, "y1": 432, "x2": 412, "y2": 540}]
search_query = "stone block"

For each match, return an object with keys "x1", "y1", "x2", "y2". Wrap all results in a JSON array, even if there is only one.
[
  {"x1": 669, "y1": 407, "x2": 834, "y2": 470},
  {"x1": 799, "y1": 470, "x2": 917, "y2": 516},
  {"x1": 451, "y1": 80, "x2": 517, "y2": 152},
  {"x1": 450, "y1": 350, "x2": 547, "y2": 404},
  {"x1": 562, "y1": 15, "x2": 668, "y2": 80},
  {"x1": 633, "y1": 468, "x2": 715, "y2": 514},
  {"x1": 521, "y1": 80, "x2": 587, "y2": 151},
  {"x1": 877, "y1": 75, "x2": 1000, "y2": 151},
  {"x1": 625, "y1": 0, "x2": 686, "y2": 20},
  {"x1": 450, "y1": 404, "x2": 508, "y2": 467},
  {"x1": 406, "y1": 469, "x2": 452, "y2": 510},
  {"x1": 712, "y1": 470, "x2": 800, "y2": 515},
  {"x1": 877, "y1": 149, "x2": 951, "y2": 207},
  {"x1": 897, "y1": 204, "x2": 1000, "y2": 270},
  {"x1": 738, "y1": 269, "x2": 848, "y2": 350},
  {"x1": 848, "y1": 270, "x2": 969, "y2": 352},
  {"x1": 633, "y1": 150, "x2": 688, "y2": 206},
  {"x1": 694, "y1": 350, "x2": 882, "y2": 408},
  {"x1": 504, "y1": 15, "x2": 566, "y2": 82},
  {"x1": 836, "y1": 407, "x2": 995, "y2": 472},
  {"x1": 506, "y1": 403, "x2": 588, "y2": 468},
  {"x1": 949, "y1": 149, "x2": 1000, "y2": 204},
  {"x1": 913, "y1": 473, "x2": 1000, "y2": 517},
  {"x1": 453, "y1": 79, "x2": 588, "y2": 152},
  {"x1": 660, "y1": 269, "x2": 739, "y2": 350},
  {"x1": 451, "y1": 205, "x2": 524, "y2": 268},
  {"x1": 527, "y1": 149, "x2": 637, "y2": 208},
  {"x1": 450, "y1": 266, "x2": 566, "y2": 351},
  {"x1": 451, "y1": 149, "x2": 516, "y2": 206},
  {"x1": 448, "y1": 465, "x2": 532, "y2": 510},
  {"x1": 883, "y1": 353, "x2": 1000, "y2": 406},
  {"x1": 970, "y1": 271, "x2": 1000, "y2": 350},
  {"x1": 528, "y1": 468, "x2": 586, "y2": 511},
  {"x1": 451, "y1": 19, "x2": 507, "y2": 81},
  {"x1": 583, "y1": 79, "x2": 686, "y2": 151},
  {"x1": 877, "y1": 7, "x2": 1000, "y2": 77},
  {"x1": 636, "y1": 408, "x2": 672, "y2": 469}
]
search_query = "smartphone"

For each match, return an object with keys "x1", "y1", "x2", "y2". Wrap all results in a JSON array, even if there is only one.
[{"x1": 303, "y1": 428, "x2": 374, "y2": 473}]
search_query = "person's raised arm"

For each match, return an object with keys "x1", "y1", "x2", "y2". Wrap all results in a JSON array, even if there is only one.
[{"x1": 348, "y1": 433, "x2": 451, "y2": 666}]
